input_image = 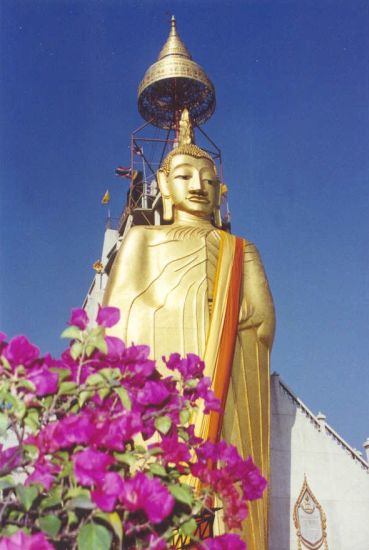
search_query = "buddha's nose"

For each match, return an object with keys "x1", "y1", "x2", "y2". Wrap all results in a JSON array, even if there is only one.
[{"x1": 189, "y1": 172, "x2": 204, "y2": 192}]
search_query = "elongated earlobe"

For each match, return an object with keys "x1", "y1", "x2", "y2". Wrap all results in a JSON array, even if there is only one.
[
  {"x1": 213, "y1": 183, "x2": 222, "y2": 227},
  {"x1": 162, "y1": 195, "x2": 174, "y2": 221},
  {"x1": 213, "y1": 206, "x2": 222, "y2": 228},
  {"x1": 157, "y1": 170, "x2": 174, "y2": 222}
]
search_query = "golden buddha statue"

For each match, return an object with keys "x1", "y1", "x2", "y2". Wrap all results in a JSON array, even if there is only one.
[{"x1": 103, "y1": 115, "x2": 275, "y2": 548}]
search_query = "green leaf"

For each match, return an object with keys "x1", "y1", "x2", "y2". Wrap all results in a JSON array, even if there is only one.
[
  {"x1": 94, "y1": 337, "x2": 108, "y2": 355},
  {"x1": 16, "y1": 485, "x2": 38, "y2": 511},
  {"x1": 149, "y1": 463, "x2": 167, "y2": 477},
  {"x1": 38, "y1": 515, "x2": 61, "y2": 537},
  {"x1": 85, "y1": 373, "x2": 105, "y2": 386},
  {"x1": 155, "y1": 415, "x2": 171, "y2": 435},
  {"x1": 39, "y1": 486, "x2": 62, "y2": 510},
  {"x1": 1, "y1": 356, "x2": 11, "y2": 370},
  {"x1": 179, "y1": 409, "x2": 191, "y2": 425},
  {"x1": 23, "y1": 444, "x2": 39, "y2": 460},
  {"x1": 114, "y1": 452, "x2": 136, "y2": 466},
  {"x1": 67, "y1": 487, "x2": 95, "y2": 510},
  {"x1": 70, "y1": 341, "x2": 83, "y2": 360},
  {"x1": 2, "y1": 525, "x2": 24, "y2": 536},
  {"x1": 0, "y1": 412, "x2": 9, "y2": 435},
  {"x1": 78, "y1": 389, "x2": 94, "y2": 407},
  {"x1": 66, "y1": 487, "x2": 90, "y2": 499},
  {"x1": 24, "y1": 410, "x2": 40, "y2": 432},
  {"x1": 16, "y1": 379, "x2": 36, "y2": 392},
  {"x1": 168, "y1": 484, "x2": 193, "y2": 506},
  {"x1": 148, "y1": 446, "x2": 163, "y2": 456},
  {"x1": 85, "y1": 344, "x2": 96, "y2": 357},
  {"x1": 0, "y1": 475, "x2": 16, "y2": 490},
  {"x1": 77, "y1": 522, "x2": 112, "y2": 550},
  {"x1": 98, "y1": 387, "x2": 111, "y2": 400},
  {"x1": 59, "y1": 381, "x2": 78, "y2": 395},
  {"x1": 89, "y1": 326, "x2": 103, "y2": 337},
  {"x1": 61, "y1": 326, "x2": 82, "y2": 340},
  {"x1": 180, "y1": 518, "x2": 197, "y2": 536},
  {"x1": 178, "y1": 429, "x2": 189, "y2": 442},
  {"x1": 99, "y1": 368, "x2": 121, "y2": 381},
  {"x1": 113, "y1": 387, "x2": 131, "y2": 411},
  {"x1": 95, "y1": 511, "x2": 123, "y2": 542},
  {"x1": 67, "y1": 510, "x2": 79, "y2": 527},
  {"x1": 51, "y1": 367, "x2": 71, "y2": 381},
  {"x1": 68, "y1": 496, "x2": 95, "y2": 510},
  {"x1": 13, "y1": 398, "x2": 26, "y2": 420},
  {"x1": 185, "y1": 378, "x2": 198, "y2": 389}
]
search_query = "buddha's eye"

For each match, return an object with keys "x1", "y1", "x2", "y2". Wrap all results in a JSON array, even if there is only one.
[{"x1": 174, "y1": 174, "x2": 191, "y2": 180}]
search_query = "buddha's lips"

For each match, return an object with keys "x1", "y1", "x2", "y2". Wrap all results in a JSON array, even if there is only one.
[{"x1": 187, "y1": 195, "x2": 210, "y2": 204}]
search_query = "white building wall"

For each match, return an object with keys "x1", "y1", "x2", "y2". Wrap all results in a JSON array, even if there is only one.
[
  {"x1": 84, "y1": 227, "x2": 119, "y2": 322},
  {"x1": 269, "y1": 373, "x2": 369, "y2": 550}
]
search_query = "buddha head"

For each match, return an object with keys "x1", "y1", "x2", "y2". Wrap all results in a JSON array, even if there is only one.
[{"x1": 157, "y1": 143, "x2": 222, "y2": 227}]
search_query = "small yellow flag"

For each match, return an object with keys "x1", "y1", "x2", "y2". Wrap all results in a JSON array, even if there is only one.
[
  {"x1": 221, "y1": 183, "x2": 228, "y2": 195},
  {"x1": 101, "y1": 190, "x2": 110, "y2": 204}
]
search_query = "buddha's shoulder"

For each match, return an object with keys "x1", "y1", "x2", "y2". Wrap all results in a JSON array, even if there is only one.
[{"x1": 122, "y1": 225, "x2": 172, "y2": 247}]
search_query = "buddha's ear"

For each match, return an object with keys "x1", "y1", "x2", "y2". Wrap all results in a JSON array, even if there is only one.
[
  {"x1": 213, "y1": 181, "x2": 222, "y2": 228},
  {"x1": 157, "y1": 170, "x2": 174, "y2": 222}
]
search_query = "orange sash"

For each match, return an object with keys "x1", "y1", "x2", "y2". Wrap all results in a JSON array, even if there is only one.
[{"x1": 207, "y1": 236, "x2": 244, "y2": 443}]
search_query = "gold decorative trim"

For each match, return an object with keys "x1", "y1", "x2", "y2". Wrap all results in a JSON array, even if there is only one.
[{"x1": 293, "y1": 476, "x2": 329, "y2": 550}]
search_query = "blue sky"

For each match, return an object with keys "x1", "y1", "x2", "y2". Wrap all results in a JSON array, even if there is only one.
[{"x1": 1, "y1": 1, "x2": 368, "y2": 451}]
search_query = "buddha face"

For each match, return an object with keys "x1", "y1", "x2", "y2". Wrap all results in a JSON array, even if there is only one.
[{"x1": 163, "y1": 154, "x2": 219, "y2": 219}]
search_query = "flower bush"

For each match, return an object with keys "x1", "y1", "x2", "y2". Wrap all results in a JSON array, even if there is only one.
[{"x1": 0, "y1": 307, "x2": 266, "y2": 549}]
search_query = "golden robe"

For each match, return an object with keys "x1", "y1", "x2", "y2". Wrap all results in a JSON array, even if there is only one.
[{"x1": 103, "y1": 222, "x2": 275, "y2": 549}]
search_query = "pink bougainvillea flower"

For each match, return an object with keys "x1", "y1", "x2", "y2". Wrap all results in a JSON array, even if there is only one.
[
  {"x1": 72, "y1": 449, "x2": 114, "y2": 486},
  {"x1": 240, "y1": 457, "x2": 267, "y2": 501},
  {"x1": 120, "y1": 472, "x2": 174, "y2": 524},
  {"x1": 0, "y1": 446, "x2": 22, "y2": 475},
  {"x1": 195, "y1": 377, "x2": 221, "y2": 413},
  {"x1": 150, "y1": 435, "x2": 191, "y2": 466},
  {"x1": 26, "y1": 365, "x2": 59, "y2": 396},
  {"x1": 69, "y1": 308, "x2": 89, "y2": 330},
  {"x1": 104, "y1": 336, "x2": 125, "y2": 357},
  {"x1": 136, "y1": 380, "x2": 170, "y2": 406},
  {"x1": 164, "y1": 352, "x2": 205, "y2": 380},
  {"x1": 0, "y1": 332, "x2": 7, "y2": 344},
  {"x1": 28, "y1": 412, "x2": 96, "y2": 454},
  {"x1": 200, "y1": 534, "x2": 246, "y2": 550},
  {"x1": 3, "y1": 335, "x2": 39, "y2": 368},
  {"x1": 91, "y1": 471, "x2": 125, "y2": 512},
  {"x1": 96, "y1": 306, "x2": 120, "y2": 328},
  {"x1": 93, "y1": 411, "x2": 143, "y2": 451},
  {"x1": 0, "y1": 531, "x2": 53, "y2": 550},
  {"x1": 26, "y1": 459, "x2": 60, "y2": 491}
]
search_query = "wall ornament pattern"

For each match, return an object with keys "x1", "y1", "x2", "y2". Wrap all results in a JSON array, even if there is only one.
[{"x1": 293, "y1": 476, "x2": 329, "y2": 550}]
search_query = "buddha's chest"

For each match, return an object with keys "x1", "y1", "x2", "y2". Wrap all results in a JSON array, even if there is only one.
[{"x1": 145, "y1": 227, "x2": 220, "y2": 312}]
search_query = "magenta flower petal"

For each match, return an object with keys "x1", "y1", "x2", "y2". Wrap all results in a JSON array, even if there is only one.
[
  {"x1": 4, "y1": 335, "x2": 39, "y2": 368},
  {"x1": 105, "y1": 336, "x2": 125, "y2": 357},
  {"x1": 73, "y1": 449, "x2": 114, "y2": 486},
  {"x1": 96, "y1": 306, "x2": 120, "y2": 328},
  {"x1": 26, "y1": 459, "x2": 59, "y2": 491},
  {"x1": 201, "y1": 534, "x2": 246, "y2": 550},
  {"x1": 0, "y1": 446, "x2": 22, "y2": 475},
  {"x1": 69, "y1": 308, "x2": 89, "y2": 330},
  {"x1": 120, "y1": 472, "x2": 174, "y2": 524},
  {"x1": 91, "y1": 471, "x2": 125, "y2": 512},
  {"x1": 0, "y1": 531, "x2": 53, "y2": 550},
  {"x1": 26, "y1": 365, "x2": 59, "y2": 396},
  {"x1": 136, "y1": 381, "x2": 170, "y2": 405}
]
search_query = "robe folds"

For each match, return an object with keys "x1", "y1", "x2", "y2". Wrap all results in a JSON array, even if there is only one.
[{"x1": 103, "y1": 223, "x2": 275, "y2": 549}]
